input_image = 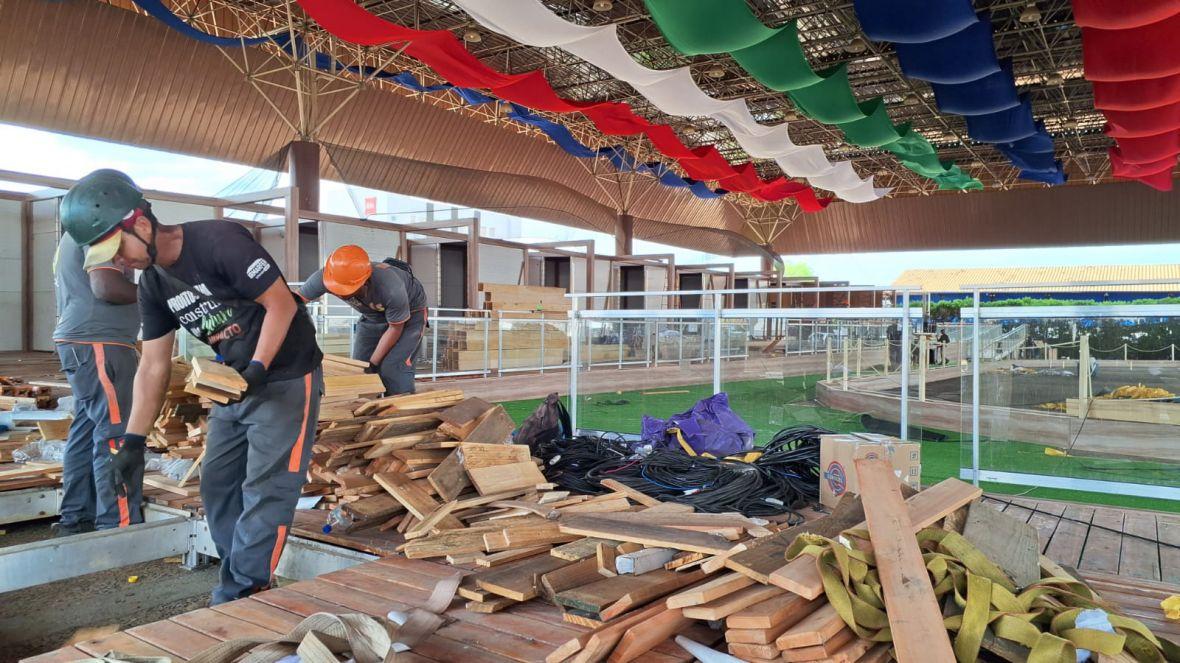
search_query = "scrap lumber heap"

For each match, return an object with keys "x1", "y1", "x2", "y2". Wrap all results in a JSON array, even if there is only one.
[{"x1": 338, "y1": 443, "x2": 1180, "y2": 662}]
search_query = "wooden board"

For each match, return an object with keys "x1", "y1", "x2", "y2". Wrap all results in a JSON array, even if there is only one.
[
  {"x1": 428, "y1": 449, "x2": 471, "y2": 502},
  {"x1": 142, "y1": 473, "x2": 202, "y2": 497},
  {"x1": 559, "y1": 516, "x2": 735, "y2": 556},
  {"x1": 463, "y1": 406, "x2": 516, "y2": 445},
  {"x1": 461, "y1": 443, "x2": 533, "y2": 470},
  {"x1": 475, "y1": 553, "x2": 573, "y2": 601},
  {"x1": 373, "y1": 472, "x2": 463, "y2": 529},
  {"x1": 467, "y1": 461, "x2": 546, "y2": 496},
  {"x1": 854, "y1": 457, "x2": 954, "y2": 663},
  {"x1": 963, "y1": 501, "x2": 1040, "y2": 588},
  {"x1": 189, "y1": 357, "x2": 247, "y2": 393}
]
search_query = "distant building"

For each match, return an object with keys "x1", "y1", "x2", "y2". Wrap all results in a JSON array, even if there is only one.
[{"x1": 893, "y1": 265, "x2": 1180, "y2": 303}]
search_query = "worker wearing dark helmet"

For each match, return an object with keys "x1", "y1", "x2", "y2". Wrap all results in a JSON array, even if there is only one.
[
  {"x1": 52, "y1": 170, "x2": 142, "y2": 535},
  {"x1": 300, "y1": 245, "x2": 427, "y2": 395},
  {"x1": 59, "y1": 168, "x2": 323, "y2": 605}
]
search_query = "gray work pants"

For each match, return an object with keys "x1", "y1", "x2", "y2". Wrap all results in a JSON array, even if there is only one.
[
  {"x1": 56, "y1": 342, "x2": 142, "y2": 530},
  {"x1": 351, "y1": 309, "x2": 426, "y2": 395},
  {"x1": 202, "y1": 367, "x2": 323, "y2": 605}
]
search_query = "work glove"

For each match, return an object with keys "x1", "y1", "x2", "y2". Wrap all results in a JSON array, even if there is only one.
[
  {"x1": 111, "y1": 433, "x2": 146, "y2": 498},
  {"x1": 364, "y1": 361, "x2": 381, "y2": 374},
  {"x1": 240, "y1": 360, "x2": 268, "y2": 395}
]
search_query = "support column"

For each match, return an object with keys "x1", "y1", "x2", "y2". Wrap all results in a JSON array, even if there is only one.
[
  {"x1": 615, "y1": 213, "x2": 633, "y2": 256},
  {"x1": 286, "y1": 140, "x2": 320, "y2": 213}
]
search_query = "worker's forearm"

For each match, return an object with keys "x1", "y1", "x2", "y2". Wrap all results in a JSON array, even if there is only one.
[
  {"x1": 252, "y1": 300, "x2": 295, "y2": 369},
  {"x1": 125, "y1": 360, "x2": 171, "y2": 436},
  {"x1": 371, "y1": 324, "x2": 404, "y2": 364}
]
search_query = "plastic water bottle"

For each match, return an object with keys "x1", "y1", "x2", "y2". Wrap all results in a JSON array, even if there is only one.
[{"x1": 322, "y1": 505, "x2": 355, "y2": 534}]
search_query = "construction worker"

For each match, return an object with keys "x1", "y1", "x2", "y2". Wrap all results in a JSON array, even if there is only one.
[
  {"x1": 60, "y1": 169, "x2": 323, "y2": 605},
  {"x1": 52, "y1": 171, "x2": 141, "y2": 534},
  {"x1": 300, "y1": 245, "x2": 427, "y2": 395}
]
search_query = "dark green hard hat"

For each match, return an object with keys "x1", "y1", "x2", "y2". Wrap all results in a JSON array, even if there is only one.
[{"x1": 60, "y1": 169, "x2": 145, "y2": 246}]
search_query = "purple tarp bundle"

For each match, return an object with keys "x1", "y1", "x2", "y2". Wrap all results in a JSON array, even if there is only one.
[{"x1": 641, "y1": 392, "x2": 755, "y2": 457}]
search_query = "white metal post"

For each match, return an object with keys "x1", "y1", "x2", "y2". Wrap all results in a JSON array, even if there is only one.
[
  {"x1": 919, "y1": 334, "x2": 928, "y2": 402},
  {"x1": 497, "y1": 314, "x2": 504, "y2": 377},
  {"x1": 568, "y1": 302, "x2": 580, "y2": 433},
  {"x1": 617, "y1": 320, "x2": 624, "y2": 368},
  {"x1": 900, "y1": 291, "x2": 911, "y2": 441},
  {"x1": 842, "y1": 331, "x2": 849, "y2": 390},
  {"x1": 825, "y1": 336, "x2": 833, "y2": 381},
  {"x1": 856, "y1": 338, "x2": 862, "y2": 377},
  {"x1": 539, "y1": 314, "x2": 546, "y2": 374},
  {"x1": 713, "y1": 299, "x2": 723, "y2": 395},
  {"x1": 482, "y1": 316, "x2": 490, "y2": 377},
  {"x1": 971, "y1": 290, "x2": 981, "y2": 486}
]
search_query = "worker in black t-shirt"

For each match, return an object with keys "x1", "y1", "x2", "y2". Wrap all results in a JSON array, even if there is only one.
[{"x1": 60, "y1": 169, "x2": 323, "y2": 605}]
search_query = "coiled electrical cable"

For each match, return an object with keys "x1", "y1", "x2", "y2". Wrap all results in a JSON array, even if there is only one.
[{"x1": 534, "y1": 425, "x2": 829, "y2": 518}]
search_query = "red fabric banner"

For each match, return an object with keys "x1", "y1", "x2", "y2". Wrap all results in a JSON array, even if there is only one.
[
  {"x1": 294, "y1": 0, "x2": 830, "y2": 210},
  {"x1": 1074, "y1": 0, "x2": 1180, "y2": 189}
]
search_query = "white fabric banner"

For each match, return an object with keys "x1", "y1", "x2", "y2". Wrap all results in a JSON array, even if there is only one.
[{"x1": 452, "y1": 0, "x2": 890, "y2": 203}]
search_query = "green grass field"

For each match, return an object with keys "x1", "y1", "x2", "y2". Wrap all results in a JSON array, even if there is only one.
[{"x1": 498, "y1": 374, "x2": 1180, "y2": 513}]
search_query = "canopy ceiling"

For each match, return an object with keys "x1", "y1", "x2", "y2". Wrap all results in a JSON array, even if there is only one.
[{"x1": 2, "y1": 0, "x2": 1178, "y2": 255}]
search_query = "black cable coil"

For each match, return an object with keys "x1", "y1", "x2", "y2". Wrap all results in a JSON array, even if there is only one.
[{"x1": 533, "y1": 425, "x2": 829, "y2": 519}]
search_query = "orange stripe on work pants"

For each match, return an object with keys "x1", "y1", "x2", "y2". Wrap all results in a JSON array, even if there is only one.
[
  {"x1": 93, "y1": 343, "x2": 122, "y2": 425},
  {"x1": 107, "y1": 439, "x2": 130, "y2": 527},
  {"x1": 269, "y1": 524, "x2": 289, "y2": 577},
  {"x1": 286, "y1": 373, "x2": 313, "y2": 473}
]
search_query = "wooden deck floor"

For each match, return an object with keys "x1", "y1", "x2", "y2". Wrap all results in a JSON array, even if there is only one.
[{"x1": 20, "y1": 555, "x2": 712, "y2": 663}]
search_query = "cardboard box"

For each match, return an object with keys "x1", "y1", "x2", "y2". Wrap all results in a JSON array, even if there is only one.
[{"x1": 819, "y1": 433, "x2": 921, "y2": 508}]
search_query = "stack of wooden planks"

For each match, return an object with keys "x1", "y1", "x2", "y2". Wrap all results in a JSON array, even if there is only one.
[
  {"x1": 480, "y1": 283, "x2": 571, "y2": 318},
  {"x1": 0, "y1": 375, "x2": 55, "y2": 410},
  {"x1": 185, "y1": 357, "x2": 247, "y2": 405},
  {"x1": 304, "y1": 391, "x2": 520, "y2": 523},
  {"x1": 0, "y1": 461, "x2": 63, "y2": 492},
  {"x1": 320, "y1": 354, "x2": 387, "y2": 421},
  {"x1": 435, "y1": 283, "x2": 573, "y2": 372}
]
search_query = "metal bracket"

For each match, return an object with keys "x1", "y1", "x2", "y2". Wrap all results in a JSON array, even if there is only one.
[{"x1": 0, "y1": 486, "x2": 62, "y2": 526}]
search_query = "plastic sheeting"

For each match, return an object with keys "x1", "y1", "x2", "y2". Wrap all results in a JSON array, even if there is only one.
[
  {"x1": 1074, "y1": 0, "x2": 1180, "y2": 190},
  {"x1": 293, "y1": 0, "x2": 830, "y2": 209},
  {"x1": 449, "y1": 0, "x2": 885, "y2": 203},
  {"x1": 853, "y1": 0, "x2": 1066, "y2": 185},
  {"x1": 644, "y1": 0, "x2": 981, "y2": 191}
]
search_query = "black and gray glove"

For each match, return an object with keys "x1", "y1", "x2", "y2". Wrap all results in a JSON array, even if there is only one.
[
  {"x1": 240, "y1": 360, "x2": 268, "y2": 395},
  {"x1": 110, "y1": 433, "x2": 146, "y2": 497},
  {"x1": 364, "y1": 361, "x2": 381, "y2": 374}
]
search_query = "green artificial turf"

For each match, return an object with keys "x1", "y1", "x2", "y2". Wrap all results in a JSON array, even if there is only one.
[{"x1": 498, "y1": 374, "x2": 1180, "y2": 513}]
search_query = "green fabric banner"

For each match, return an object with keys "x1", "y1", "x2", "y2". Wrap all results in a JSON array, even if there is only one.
[{"x1": 644, "y1": 0, "x2": 983, "y2": 191}]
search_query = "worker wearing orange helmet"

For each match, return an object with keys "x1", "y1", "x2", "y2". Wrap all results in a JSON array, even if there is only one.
[{"x1": 300, "y1": 245, "x2": 427, "y2": 395}]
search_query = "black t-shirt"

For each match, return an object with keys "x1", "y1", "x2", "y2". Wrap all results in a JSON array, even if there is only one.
[{"x1": 138, "y1": 220, "x2": 322, "y2": 382}]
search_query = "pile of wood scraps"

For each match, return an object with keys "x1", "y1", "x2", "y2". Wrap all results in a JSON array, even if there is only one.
[
  {"x1": 304, "y1": 392, "x2": 518, "y2": 526},
  {"x1": 184, "y1": 357, "x2": 247, "y2": 405},
  {"x1": 0, "y1": 461, "x2": 62, "y2": 492},
  {"x1": 319, "y1": 354, "x2": 386, "y2": 420},
  {"x1": 438, "y1": 283, "x2": 571, "y2": 372}
]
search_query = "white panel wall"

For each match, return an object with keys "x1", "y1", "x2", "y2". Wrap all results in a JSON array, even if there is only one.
[
  {"x1": 645, "y1": 266, "x2": 668, "y2": 310},
  {"x1": 527, "y1": 255, "x2": 543, "y2": 287},
  {"x1": 410, "y1": 243, "x2": 440, "y2": 308},
  {"x1": 320, "y1": 222, "x2": 401, "y2": 264},
  {"x1": 478, "y1": 244, "x2": 523, "y2": 287},
  {"x1": 258, "y1": 227, "x2": 286, "y2": 275},
  {"x1": 0, "y1": 200, "x2": 23, "y2": 350},
  {"x1": 30, "y1": 199, "x2": 59, "y2": 351}
]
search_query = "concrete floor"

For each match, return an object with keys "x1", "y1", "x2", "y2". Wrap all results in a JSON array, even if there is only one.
[{"x1": 0, "y1": 519, "x2": 218, "y2": 662}]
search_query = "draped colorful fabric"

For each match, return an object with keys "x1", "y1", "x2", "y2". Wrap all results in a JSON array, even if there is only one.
[
  {"x1": 1073, "y1": 0, "x2": 1180, "y2": 190},
  {"x1": 292, "y1": 0, "x2": 830, "y2": 210},
  {"x1": 132, "y1": 0, "x2": 727, "y2": 202},
  {"x1": 643, "y1": 0, "x2": 981, "y2": 191},
  {"x1": 852, "y1": 0, "x2": 1066, "y2": 185},
  {"x1": 448, "y1": 0, "x2": 888, "y2": 204}
]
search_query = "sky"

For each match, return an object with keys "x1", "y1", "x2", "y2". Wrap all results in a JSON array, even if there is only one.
[{"x1": 2, "y1": 121, "x2": 1176, "y2": 285}]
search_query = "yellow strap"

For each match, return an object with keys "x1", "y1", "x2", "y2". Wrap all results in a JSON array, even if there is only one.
[{"x1": 669, "y1": 428, "x2": 695, "y2": 456}]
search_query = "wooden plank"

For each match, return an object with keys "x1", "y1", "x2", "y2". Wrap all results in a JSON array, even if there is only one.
[
  {"x1": 1120, "y1": 511, "x2": 1161, "y2": 581},
  {"x1": 569, "y1": 602, "x2": 667, "y2": 663},
  {"x1": 483, "y1": 522, "x2": 578, "y2": 551},
  {"x1": 141, "y1": 473, "x2": 202, "y2": 497},
  {"x1": 476, "y1": 554, "x2": 573, "y2": 601},
  {"x1": 468, "y1": 462, "x2": 546, "y2": 496},
  {"x1": 476, "y1": 545, "x2": 550, "y2": 568},
  {"x1": 460, "y1": 442, "x2": 532, "y2": 469},
  {"x1": 599, "y1": 570, "x2": 704, "y2": 621},
  {"x1": 374, "y1": 472, "x2": 463, "y2": 528},
  {"x1": 607, "y1": 608, "x2": 691, "y2": 663},
  {"x1": 726, "y1": 592, "x2": 819, "y2": 631},
  {"x1": 774, "y1": 603, "x2": 845, "y2": 649},
  {"x1": 125, "y1": 620, "x2": 220, "y2": 660},
  {"x1": 779, "y1": 629, "x2": 857, "y2": 662},
  {"x1": 854, "y1": 457, "x2": 954, "y2": 663},
  {"x1": 962, "y1": 501, "x2": 1040, "y2": 588},
  {"x1": 666, "y1": 572, "x2": 752, "y2": 609},
  {"x1": 189, "y1": 357, "x2": 247, "y2": 392},
  {"x1": 427, "y1": 449, "x2": 470, "y2": 501},
  {"x1": 560, "y1": 516, "x2": 734, "y2": 556},
  {"x1": 600, "y1": 478, "x2": 662, "y2": 507},
  {"x1": 170, "y1": 608, "x2": 284, "y2": 640},
  {"x1": 1158, "y1": 515, "x2": 1180, "y2": 584},
  {"x1": 73, "y1": 632, "x2": 180, "y2": 662},
  {"x1": 681, "y1": 583, "x2": 783, "y2": 621},
  {"x1": 727, "y1": 495, "x2": 865, "y2": 583},
  {"x1": 768, "y1": 478, "x2": 981, "y2": 599},
  {"x1": 1044, "y1": 504, "x2": 1094, "y2": 568},
  {"x1": 1080, "y1": 506, "x2": 1125, "y2": 574},
  {"x1": 211, "y1": 597, "x2": 304, "y2": 633},
  {"x1": 553, "y1": 537, "x2": 618, "y2": 561},
  {"x1": 463, "y1": 406, "x2": 516, "y2": 445}
]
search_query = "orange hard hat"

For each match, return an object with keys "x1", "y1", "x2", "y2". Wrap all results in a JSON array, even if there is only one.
[{"x1": 323, "y1": 245, "x2": 372, "y2": 297}]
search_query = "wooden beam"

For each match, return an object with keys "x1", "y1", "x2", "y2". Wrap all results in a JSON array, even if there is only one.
[{"x1": 855, "y1": 457, "x2": 954, "y2": 662}]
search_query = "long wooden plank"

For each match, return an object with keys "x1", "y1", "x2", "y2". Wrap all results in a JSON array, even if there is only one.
[
  {"x1": 681, "y1": 583, "x2": 782, "y2": 621},
  {"x1": 666, "y1": 572, "x2": 752, "y2": 609},
  {"x1": 374, "y1": 472, "x2": 464, "y2": 529},
  {"x1": 1044, "y1": 504, "x2": 1094, "y2": 568},
  {"x1": 1120, "y1": 511, "x2": 1161, "y2": 581},
  {"x1": 1080, "y1": 506, "x2": 1124, "y2": 574},
  {"x1": 726, "y1": 592, "x2": 819, "y2": 631},
  {"x1": 774, "y1": 603, "x2": 845, "y2": 649},
  {"x1": 854, "y1": 457, "x2": 954, "y2": 663},
  {"x1": 1158, "y1": 515, "x2": 1180, "y2": 584},
  {"x1": 125, "y1": 620, "x2": 220, "y2": 660},
  {"x1": 560, "y1": 516, "x2": 734, "y2": 555},
  {"x1": 476, "y1": 553, "x2": 573, "y2": 601},
  {"x1": 768, "y1": 477, "x2": 981, "y2": 598},
  {"x1": 72, "y1": 632, "x2": 181, "y2": 662},
  {"x1": 606, "y1": 608, "x2": 691, "y2": 663},
  {"x1": 211, "y1": 597, "x2": 305, "y2": 633},
  {"x1": 726, "y1": 495, "x2": 865, "y2": 583}
]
